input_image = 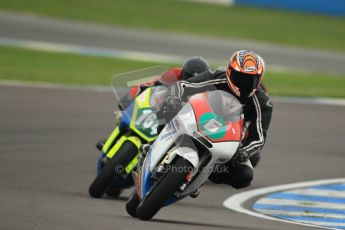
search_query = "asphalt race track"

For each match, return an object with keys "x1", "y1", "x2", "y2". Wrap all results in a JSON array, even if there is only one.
[{"x1": 1, "y1": 84, "x2": 344, "y2": 230}]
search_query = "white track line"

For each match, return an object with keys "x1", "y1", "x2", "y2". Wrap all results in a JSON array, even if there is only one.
[
  {"x1": 178, "y1": 0, "x2": 234, "y2": 5},
  {"x1": 2, "y1": 37, "x2": 345, "y2": 107},
  {"x1": 223, "y1": 178, "x2": 345, "y2": 230},
  {"x1": 0, "y1": 37, "x2": 314, "y2": 72},
  {"x1": 273, "y1": 96, "x2": 345, "y2": 107},
  {"x1": 1, "y1": 80, "x2": 345, "y2": 107},
  {"x1": 291, "y1": 221, "x2": 345, "y2": 228},
  {"x1": 0, "y1": 37, "x2": 185, "y2": 64},
  {"x1": 286, "y1": 188, "x2": 345, "y2": 199},
  {"x1": 254, "y1": 209, "x2": 345, "y2": 220},
  {"x1": 256, "y1": 197, "x2": 345, "y2": 210},
  {"x1": 0, "y1": 80, "x2": 111, "y2": 92}
]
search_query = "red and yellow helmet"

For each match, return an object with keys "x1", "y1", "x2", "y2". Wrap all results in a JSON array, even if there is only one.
[{"x1": 226, "y1": 50, "x2": 265, "y2": 97}]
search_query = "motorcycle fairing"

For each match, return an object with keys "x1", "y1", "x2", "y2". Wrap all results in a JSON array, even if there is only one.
[
  {"x1": 136, "y1": 105, "x2": 196, "y2": 199},
  {"x1": 189, "y1": 92, "x2": 243, "y2": 143},
  {"x1": 119, "y1": 87, "x2": 160, "y2": 142},
  {"x1": 135, "y1": 90, "x2": 244, "y2": 205}
]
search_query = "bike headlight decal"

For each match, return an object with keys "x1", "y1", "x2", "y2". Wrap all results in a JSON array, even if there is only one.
[
  {"x1": 200, "y1": 112, "x2": 226, "y2": 139},
  {"x1": 203, "y1": 119, "x2": 222, "y2": 133}
]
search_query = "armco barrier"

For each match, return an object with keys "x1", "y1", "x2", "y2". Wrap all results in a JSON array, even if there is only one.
[{"x1": 235, "y1": 0, "x2": 345, "y2": 16}]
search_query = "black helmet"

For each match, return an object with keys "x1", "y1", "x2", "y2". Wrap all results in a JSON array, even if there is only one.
[{"x1": 181, "y1": 56, "x2": 209, "y2": 80}]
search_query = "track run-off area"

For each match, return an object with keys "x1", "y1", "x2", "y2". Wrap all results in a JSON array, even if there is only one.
[{"x1": 225, "y1": 178, "x2": 345, "y2": 230}]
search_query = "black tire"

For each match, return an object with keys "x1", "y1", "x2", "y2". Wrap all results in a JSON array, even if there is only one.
[
  {"x1": 136, "y1": 157, "x2": 192, "y2": 220},
  {"x1": 88, "y1": 141, "x2": 138, "y2": 198},
  {"x1": 126, "y1": 191, "x2": 140, "y2": 217},
  {"x1": 105, "y1": 187, "x2": 122, "y2": 197}
]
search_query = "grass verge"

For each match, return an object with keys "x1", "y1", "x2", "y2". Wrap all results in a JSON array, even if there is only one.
[
  {"x1": 0, "y1": 46, "x2": 171, "y2": 86},
  {"x1": 1, "y1": 46, "x2": 344, "y2": 98},
  {"x1": 1, "y1": 0, "x2": 345, "y2": 51}
]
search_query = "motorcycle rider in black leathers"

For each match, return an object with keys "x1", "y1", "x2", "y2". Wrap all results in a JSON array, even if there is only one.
[{"x1": 162, "y1": 50, "x2": 273, "y2": 189}]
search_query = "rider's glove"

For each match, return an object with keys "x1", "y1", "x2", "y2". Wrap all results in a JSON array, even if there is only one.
[
  {"x1": 157, "y1": 96, "x2": 182, "y2": 125},
  {"x1": 165, "y1": 96, "x2": 182, "y2": 112}
]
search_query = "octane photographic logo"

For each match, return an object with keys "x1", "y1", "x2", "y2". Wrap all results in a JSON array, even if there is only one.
[{"x1": 154, "y1": 163, "x2": 229, "y2": 174}]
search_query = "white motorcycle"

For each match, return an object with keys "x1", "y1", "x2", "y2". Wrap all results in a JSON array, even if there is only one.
[{"x1": 126, "y1": 89, "x2": 245, "y2": 220}]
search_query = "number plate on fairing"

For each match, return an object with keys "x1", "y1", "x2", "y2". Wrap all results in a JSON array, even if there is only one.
[{"x1": 135, "y1": 108, "x2": 158, "y2": 138}]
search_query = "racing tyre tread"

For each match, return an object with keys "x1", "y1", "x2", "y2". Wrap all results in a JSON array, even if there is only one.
[
  {"x1": 126, "y1": 191, "x2": 140, "y2": 217},
  {"x1": 88, "y1": 141, "x2": 138, "y2": 198},
  {"x1": 136, "y1": 157, "x2": 192, "y2": 220}
]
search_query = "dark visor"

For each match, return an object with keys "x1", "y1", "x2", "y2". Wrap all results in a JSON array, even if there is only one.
[{"x1": 230, "y1": 69, "x2": 260, "y2": 93}]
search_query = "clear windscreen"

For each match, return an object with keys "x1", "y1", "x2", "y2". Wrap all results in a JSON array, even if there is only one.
[
  {"x1": 111, "y1": 66, "x2": 177, "y2": 102},
  {"x1": 205, "y1": 90, "x2": 243, "y2": 122},
  {"x1": 111, "y1": 66, "x2": 177, "y2": 138},
  {"x1": 149, "y1": 86, "x2": 169, "y2": 111}
]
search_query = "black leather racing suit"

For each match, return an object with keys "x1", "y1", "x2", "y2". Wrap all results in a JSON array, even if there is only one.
[{"x1": 168, "y1": 68, "x2": 273, "y2": 189}]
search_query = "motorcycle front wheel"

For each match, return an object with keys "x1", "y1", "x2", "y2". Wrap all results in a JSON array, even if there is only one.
[
  {"x1": 88, "y1": 141, "x2": 138, "y2": 198},
  {"x1": 126, "y1": 191, "x2": 140, "y2": 217},
  {"x1": 135, "y1": 157, "x2": 192, "y2": 220}
]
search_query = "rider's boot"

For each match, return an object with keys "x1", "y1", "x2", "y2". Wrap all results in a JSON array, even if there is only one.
[{"x1": 96, "y1": 139, "x2": 106, "y2": 151}]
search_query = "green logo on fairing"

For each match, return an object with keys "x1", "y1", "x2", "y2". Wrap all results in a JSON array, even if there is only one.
[{"x1": 200, "y1": 113, "x2": 226, "y2": 139}]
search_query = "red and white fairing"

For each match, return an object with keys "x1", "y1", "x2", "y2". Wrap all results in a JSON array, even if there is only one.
[{"x1": 142, "y1": 90, "x2": 244, "y2": 197}]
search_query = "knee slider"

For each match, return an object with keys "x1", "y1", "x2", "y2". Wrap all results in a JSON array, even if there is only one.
[{"x1": 229, "y1": 164, "x2": 253, "y2": 189}]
